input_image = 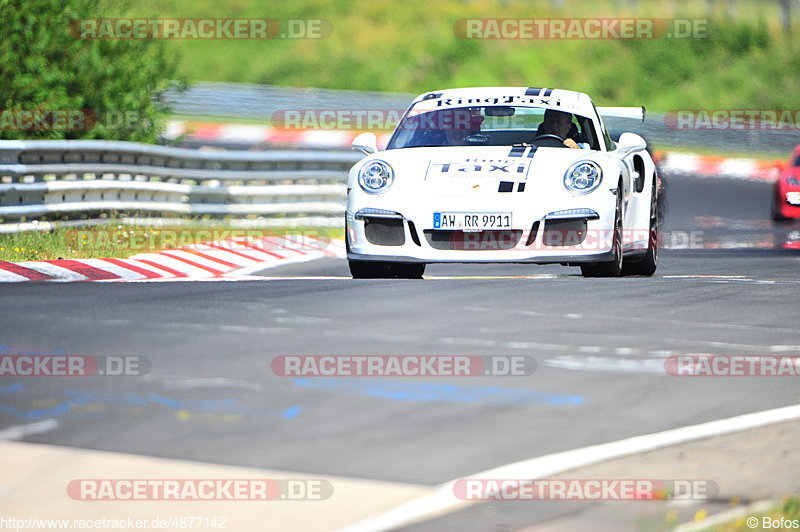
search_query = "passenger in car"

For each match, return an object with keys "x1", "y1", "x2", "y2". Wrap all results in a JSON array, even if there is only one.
[{"x1": 440, "y1": 108, "x2": 485, "y2": 146}]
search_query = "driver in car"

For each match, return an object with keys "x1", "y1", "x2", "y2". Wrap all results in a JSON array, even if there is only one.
[{"x1": 538, "y1": 109, "x2": 580, "y2": 149}]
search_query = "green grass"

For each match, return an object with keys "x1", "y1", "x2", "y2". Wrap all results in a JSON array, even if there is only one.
[
  {"x1": 697, "y1": 497, "x2": 800, "y2": 531},
  {"x1": 0, "y1": 223, "x2": 343, "y2": 262},
  {"x1": 112, "y1": 0, "x2": 800, "y2": 113}
]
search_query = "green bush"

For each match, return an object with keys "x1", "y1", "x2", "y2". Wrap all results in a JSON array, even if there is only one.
[{"x1": 0, "y1": 0, "x2": 185, "y2": 141}]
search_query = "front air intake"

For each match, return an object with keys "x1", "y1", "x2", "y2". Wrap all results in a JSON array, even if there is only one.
[
  {"x1": 364, "y1": 218, "x2": 406, "y2": 246},
  {"x1": 542, "y1": 219, "x2": 588, "y2": 246}
]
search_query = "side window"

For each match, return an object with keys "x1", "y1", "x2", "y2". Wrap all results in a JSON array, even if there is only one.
[
  {"x1": 603, "y1": 128, "x2": 615, "y2": 151},
  {"x1": 591, "y1": 102, "x2": 615, "y2": 151},
  {"x1": 575, "y1": 115, "x2": 600, "y2": 150}
]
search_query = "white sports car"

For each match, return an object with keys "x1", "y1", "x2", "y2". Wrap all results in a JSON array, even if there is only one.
[{"x1": 346, "y1": 86, "x2": 659, "y2": 278}]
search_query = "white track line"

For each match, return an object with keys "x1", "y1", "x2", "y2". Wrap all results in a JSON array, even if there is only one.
[
  {"x1": 335, "y1": 403, "x2": 800, "y2": 532},
  {"x1": 0, "y1": 419, "x2": 59, "y2": 441},
  {"x1": 466, "y1": 306, "x2": 800, "y2": 334}
]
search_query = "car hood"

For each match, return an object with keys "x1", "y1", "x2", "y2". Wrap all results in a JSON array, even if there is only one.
[{"x1": 365, "y1": 146, "x2": 610, "y2": 194}]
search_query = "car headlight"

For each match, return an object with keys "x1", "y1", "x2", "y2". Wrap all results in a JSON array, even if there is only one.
[
  {"x1": 358, "y1": 160, "x2": 394, "y2": 194},
  {"x1": 564, "y1": 160, "x2": 603, "y2": 195}
]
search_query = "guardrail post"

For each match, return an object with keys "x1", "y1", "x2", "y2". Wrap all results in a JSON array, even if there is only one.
[{"x1": 0, "y1": 141, "x2": 26, "y2": 165}]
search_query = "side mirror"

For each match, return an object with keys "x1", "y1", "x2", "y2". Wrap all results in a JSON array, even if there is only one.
[
  {"x1": 352, "y1": 132, "x2": 378, "y2": 155},
  {"x1": 616, "y1": 132, "x2": 647, "y2": 158}
]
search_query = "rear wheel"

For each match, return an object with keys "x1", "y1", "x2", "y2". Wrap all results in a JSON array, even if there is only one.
[
  {"x1": 622, "y1": 175, "x2": 659, "y2": 277},
  {"x1": 581, "y1": 185, "x2": 623, "y2": 278},
  {"x1": 349, "y1": 260, "x2": 425, "y2": 279}
]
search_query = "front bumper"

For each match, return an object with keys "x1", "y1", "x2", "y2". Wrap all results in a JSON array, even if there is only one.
[{"x1": 346, "y1": 205, "x2": 622, "y2": 264}]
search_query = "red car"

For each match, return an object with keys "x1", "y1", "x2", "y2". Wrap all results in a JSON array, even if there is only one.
[{"x1": 772, "y1": 145, "x2": 800, "y2": 221}]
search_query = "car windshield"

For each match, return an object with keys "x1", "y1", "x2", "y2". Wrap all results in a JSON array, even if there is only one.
[
  {"x1": 387, "y1": 105, "x2": 601, "y2": 150},
  {"x1": 794, "y1": 155, "x2": 800, "y2": 167}
]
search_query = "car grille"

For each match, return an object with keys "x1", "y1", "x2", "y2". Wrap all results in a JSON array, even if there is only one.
[{"x1": 423, "y1": 230, "x2": 523, "y2": 251}]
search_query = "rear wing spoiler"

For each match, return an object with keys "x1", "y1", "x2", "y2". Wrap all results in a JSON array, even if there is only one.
[{"x1": 597, "y1": 106, "x2": 646, "y2": 122}]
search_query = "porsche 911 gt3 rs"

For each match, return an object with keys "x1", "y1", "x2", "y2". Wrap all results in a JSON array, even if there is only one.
[{"x1": 346, "y1": 87, "x2": 659, "y2": 278}]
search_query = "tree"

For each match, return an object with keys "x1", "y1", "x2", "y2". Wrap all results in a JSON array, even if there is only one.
[{"x1": 0, "y1": 0, "x2": 185, "y2": 142}]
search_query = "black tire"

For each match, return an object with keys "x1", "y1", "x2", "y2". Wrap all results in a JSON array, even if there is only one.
[
  {"x1": 622, "y1": 175, "x2": 659, "y2": 277},
  {"x1": 349, "y1": 260, "x2": 425, "y2": 279},
  {"x1": 771, "y1": 195, "x2": 788, "y2": 223},
  {"x1": 581, "y1": 185, "x2": 624, "y2": 278}
]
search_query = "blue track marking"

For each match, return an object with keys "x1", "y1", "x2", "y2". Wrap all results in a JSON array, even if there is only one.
[
  {"x1": 0, "y1": 384, "x2": 301, "y2": 421},
  {"x1": 0, "y1": 383, "x2": 24, "y2": 395},
  {"x1": 0, "y1": 344, "x2": 65, "y2": 355},
  {"x1": 292, "y1": 378, "x2": 583, "y2": 406}
]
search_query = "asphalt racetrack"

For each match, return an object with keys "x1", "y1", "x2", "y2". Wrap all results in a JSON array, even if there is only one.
[{"x1": 1, "y1": 171, "x2": 799, "y2": 531}]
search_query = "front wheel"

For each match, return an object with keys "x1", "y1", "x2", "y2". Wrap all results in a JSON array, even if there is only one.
[
  {"x1": 622, "y1": 175, "x2": 659, "y2": 277},
  {"x1": 581, "y1": 186, "x2": 624, "y2": 278},
  {"x1": 349, "y1": 260, "x2": 425, "y2": 279}
]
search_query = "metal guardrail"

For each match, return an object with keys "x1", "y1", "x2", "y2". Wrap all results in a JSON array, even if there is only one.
[
  {"x1": 0, "y1": 140, "x2": 362, "y2": 228},
  {"x1": 164, "y1": 82, "x2": 415, "y2": 120}
]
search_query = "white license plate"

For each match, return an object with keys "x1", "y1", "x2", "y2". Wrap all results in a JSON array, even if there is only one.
[{"x1": 433, "y1": 212, "x2": 512, "y2": 230}]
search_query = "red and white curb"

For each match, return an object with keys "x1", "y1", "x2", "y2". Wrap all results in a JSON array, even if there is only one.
[
  {"x1": 165, "y1": 120, "x2": 392, "y2": 149},
  {"x1": 0, "y1": 235, "x2": 345, "y2": 283},
  {"x1": 655, "y1": 151, "x2": 784, "y2": 181}
]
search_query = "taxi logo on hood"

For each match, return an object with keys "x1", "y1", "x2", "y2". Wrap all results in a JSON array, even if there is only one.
[
  {"x1": 425, "y1": 157, "x2": 532, "y2": 193},
  {"x1": 426, "y1": 158, "x2": 531, "y2": 178}
]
